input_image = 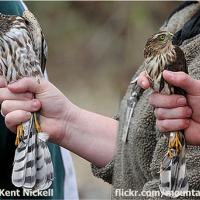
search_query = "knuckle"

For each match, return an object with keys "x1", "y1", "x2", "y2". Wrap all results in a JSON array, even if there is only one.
[{"x1": 166, "y1": 95, "x2": 177, "y2": 107}]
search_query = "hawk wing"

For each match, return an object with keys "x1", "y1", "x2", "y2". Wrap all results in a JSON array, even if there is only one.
[
  {"x1": 22, "y1": 10, "x2": 47, "y2": 74},
  {"x1": 160, "y1": 46, "x2": 188, "y2": 95}
]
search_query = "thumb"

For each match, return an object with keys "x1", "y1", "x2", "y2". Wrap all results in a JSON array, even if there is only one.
[
  {"x1": 163, "y1": 70, "x2": 200, "y2": 95},
  {"x1": 7, "y1": 77, "x2": 45, "y2": 94}
]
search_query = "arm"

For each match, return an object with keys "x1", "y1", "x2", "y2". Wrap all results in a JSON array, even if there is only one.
[
  {"x1": 0, "y1": 77, "x2": 118, "y2": 167},
  {"x1": 64, "y1": 108, "x2": 118, "y2": 167}
]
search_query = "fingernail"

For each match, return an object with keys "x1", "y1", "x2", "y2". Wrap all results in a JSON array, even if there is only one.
[
  {"x1": 32, "y1": 99, "x2": 39, "y2": 107},
  {"x1": 141, "y1": 81, "x2": 145, "y2": 87},
  {"x1": 164, "y1": 70, "x2": 174, "y2": 78},
  {"x1": 177, "y1": 97, "x2": 186, "y2": 106},
  {"x1": 25, "y1": 93, "x2": 33, "y2": 100},
  {"x1": 26, "y1": 112, "x2": 31, "y2": 117}
]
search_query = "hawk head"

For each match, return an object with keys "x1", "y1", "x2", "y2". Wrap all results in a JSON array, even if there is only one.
[{"x1": 144, "y1": 31, "x2": 174, "y2": 58}]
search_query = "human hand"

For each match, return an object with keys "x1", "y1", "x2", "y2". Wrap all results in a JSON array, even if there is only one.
[
  {"x1": 143, "y1": 70, "x2": 200, "y2": 145},
  {"x1": 137, "y1": 71, "x2": 151, "y2": 90},
  {"x1": 137, "y1": 71, "x2": 189, "y2": 135},
  {"x1": 0, "y1": 77, "x2": 78, "y2": 145}
]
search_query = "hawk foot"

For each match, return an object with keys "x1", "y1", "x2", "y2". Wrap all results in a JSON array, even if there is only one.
[
  {"x1": 15, "y1": 124, "x2": 24, "y2": 146},
  {"x1": 33, "y1": 113, "x2": 42, "y2": 133},
  {"x1": 167, "y1": 132, "x2": 182, "y2": 156},
  {"x1": 166, "y1": 149, "x2": 173, "y2": 158}
]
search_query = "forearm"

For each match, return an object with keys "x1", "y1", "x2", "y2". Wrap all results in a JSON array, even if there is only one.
[{"x1": 60, "y1": 107, "x2": 118, "y2": 167}]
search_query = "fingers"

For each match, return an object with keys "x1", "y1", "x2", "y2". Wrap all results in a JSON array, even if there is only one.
[
  {"x1": 184, "y1": 120, "x2": 200, "y2": 145},
  {"x1": 0, "y1": 88, "x2": 33, "y2": 103},
  {"x1": 163, "y1": 70, "x2": 200, "y2": 95},
  {"x1": 149, "y1": 92, "x2": 187, "y2": 108},
  {"x1": 8, "y1": 77, "x2": 47, "y2": 94},
  {"x1": 5, "y1": 110, "x2": 32, "y2": 132},
  {"x1": 154, "y1": 106, "x2": 192, "y2": 120},
  {"x1": 0, "y1": 76, "x2": 33, "y2": 103},
  {"x1": 156, "y1": 119, "x2": 190, "y2": 132},
  {"x1": 1, "y1": 99, "x2": 41, "y2": 116},
  {"x1": 137, "y1": 71, "x2": 151, "y2": 89}
]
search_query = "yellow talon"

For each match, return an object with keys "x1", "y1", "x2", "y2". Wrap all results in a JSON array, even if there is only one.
[
  {"x1": 167, "y1": 132, "x2": 182, "y2": 156},
  {"x1": 15, "y1": 113, "x2": 42, "y2": 146},
  {"x1": 166, "y1": 149, "x2": 173, "y2": 158},
  {"x1": 33, "y1": 113, "x2": 42, "y2": 133},
  {"x1": 174, "y1": 132, "x2": 182, "y2": 153},
  {"x1": 15, "y1": 124, "x2": 24, "y2": 146}
]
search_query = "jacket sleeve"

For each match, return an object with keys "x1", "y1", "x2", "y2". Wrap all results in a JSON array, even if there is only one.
[
  {"x1": 91, "y1": 113, "x2": 119, "y2": 184},
  {"x1": 0, "y1": 1, "x2": 26, "y2": 16},
  {"x1": 91, "y1": 160, "x2": 114, "y2": 184}
]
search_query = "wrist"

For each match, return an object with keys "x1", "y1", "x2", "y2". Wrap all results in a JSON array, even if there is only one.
[{"x1": 59, "y1": 100, "x2": 81, "y2": 147}]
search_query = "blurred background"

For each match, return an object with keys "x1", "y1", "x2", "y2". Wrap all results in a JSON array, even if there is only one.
[{"x1": 26, "y1": 1, "x2": 180, "y2": 199}]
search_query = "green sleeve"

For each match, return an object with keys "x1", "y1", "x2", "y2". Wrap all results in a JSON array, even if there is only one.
[{"x1": 0, "y1": 1, "x2": 25, "y2": 15}]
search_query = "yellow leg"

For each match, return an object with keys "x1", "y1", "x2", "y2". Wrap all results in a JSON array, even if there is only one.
[
  {"x1": 166, "y1": 139, "x2": 173, "y2": 158},
  {"x1": 174, "y1": 132, "x2": 182, "y2": 153},
  {"x1": 33, "y1": 113, "x2": 42, "y2": 133},
  {"x1": 166, "y1": 149, "x2": 173, "y2": 158},
  {"x1": 15, "y1": 124, "x2": 24, "y2": 146},
  {"x1": 166, "y1": 132, "x2": 182, "y2": 157}
]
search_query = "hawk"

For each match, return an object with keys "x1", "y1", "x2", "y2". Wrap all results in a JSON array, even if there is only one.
[
  {"x1": 0, "y1": 10, "x2": 53, "y2": 190},
  {"x1": 144, "y1": 31, "x2": 188, "y2": 197}
]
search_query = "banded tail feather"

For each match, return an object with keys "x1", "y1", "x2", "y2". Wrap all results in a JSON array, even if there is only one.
[
  {"x1": 159, "y1": 131, "x2": 188, "y2": 197},
  {"x1": 12, "y1": 113, "x2": 54, "y2": 190},
  {"x1": 144, "y1": 31, "x2": 189, "y2": 197},
  {"x1": 11, "y1": 121, "x2": 31, "y2": 188}
]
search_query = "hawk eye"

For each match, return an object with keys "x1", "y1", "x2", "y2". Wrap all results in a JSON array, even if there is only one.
[{"x1": 159, "y1": 35, "x2": 165, "y2": 41}]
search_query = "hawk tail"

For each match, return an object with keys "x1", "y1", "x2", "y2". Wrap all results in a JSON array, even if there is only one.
[
  {"x1": 12, "y1": 113, "x2": 54, "y2": 190},
  {"x1": 159, "y1": 131, "x2": 189, "y2": 197}
]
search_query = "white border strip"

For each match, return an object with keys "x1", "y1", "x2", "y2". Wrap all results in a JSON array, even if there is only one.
[{"x1": 61, "y1": 147, "x2": 79, "y2": 200}]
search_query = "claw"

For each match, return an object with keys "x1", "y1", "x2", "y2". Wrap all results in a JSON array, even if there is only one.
[
  {"x1": 15, "y1": 124, "x2": 24, "y2": 146},
  {"x1": 166, "y1": 149, "x2": 173, "y2": 158},
  {"x1": 174, "y1": 132, "x2": 182, "y2": 153},
  {"x1": 166, "y1": 132, "x2": 182, "y2": 157},
  {"x1": 33, "y1": 113, "x2": 42, "y2": 133}
]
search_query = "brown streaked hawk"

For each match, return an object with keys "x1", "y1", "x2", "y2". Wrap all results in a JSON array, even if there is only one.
[
  {"x1": 144, "y1": 31, "x2": 188, "y2": 197},
  {"x1": 0, "y1": 10, "x2": 53, "y2": 190}
]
